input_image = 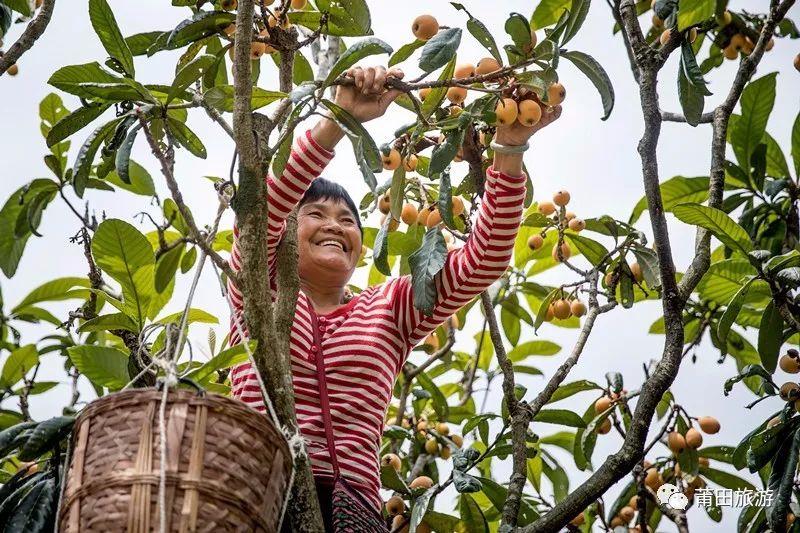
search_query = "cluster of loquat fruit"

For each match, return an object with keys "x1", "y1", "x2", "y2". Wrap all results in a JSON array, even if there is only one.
[
  {"x1": 221, "y1": 0, "x2": 308, "y2": 60},
  {"x1": 775, "y1": 349, "x2": 800, "y2": 421},
  {"x1": 376, "y1": 178, "x2": 466, "y2": 238},
  {"x1": 527, "y1": 189, "x2": 584, "y2": 262},
  {"x1": 380, "y1": 418, "x2": 463, "y2": 532}
]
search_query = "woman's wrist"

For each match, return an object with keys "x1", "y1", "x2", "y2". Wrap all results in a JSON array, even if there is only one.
[
  {"x1": 311, "y1": 116, "x2": 345, "y2": 151},
  {"x1": 492, "y1": 152, "x2": 524, "y2": 177}
]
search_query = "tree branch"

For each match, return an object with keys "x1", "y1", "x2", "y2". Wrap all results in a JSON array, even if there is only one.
[{"x1": 0, "y1": 0, "x2": 56, "y2": 76}]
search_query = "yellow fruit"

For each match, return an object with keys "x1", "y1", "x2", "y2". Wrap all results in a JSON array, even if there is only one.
[
  {"x1": 475, "y1": 57, "x2": 502, "y2": 76},
  {"x1": 730, "y1": 33, "x2": 746, "y2": 51},
  {"x1": 416, "y1": 522, "x2": 432, "y2": 533},
  {"x1": 547, "y1": 82, "x2": 566, "y2": 106},
  {"x1": 450, "y1": 434, "x2": 463, "y2": 447},
  {"x1": 291, "y1": 0, "x2": 307, "y2": 8},
  {"x1": 545, "y1": 304, "x2": 555, "y2": 322},
  {"x1": 795, "y1": 54, "x2": 800, "y2": 72},
  {"x1": 250, "y1": 41, "x2": 267, "y2": 59},
  {"x1": 449, "y1": 105, "x2": 463, "y2": 117},
  {"x1": 564, "y1": 211, "x2": 576, "y2": 221},
  {"x1": 629, "y1": 495, "x2": 640, "y2": 509},
  {"x1": 645, "y1": 468, "x2": 663, "y2": 489},
  {"x1": 668, "y1": 431, "x2": 687, "y2": 453},
  {"x1": 403, "y1": 154, "x2": 418, "y2": 172},
  {"x1": 619, "y1": 506, "x2": 635, "y2": 522},
  {"x1": 524, "y1": 30, "x2": 538, "y2": 53},
  {"x1": 553, "y1": 190, "x2": 570, "y2": 206},
  {"x1": 766, "y1": 37, "x2": 775, "y2": 51},
  {"x1": 409, "y1": 476, "x2": 434, "y2": 489},
  {"x1": 381, "y1": 214, "x2": 400, "y2": 232},
  {"x1": 780, "y1": 355, "x2": 800, "y2": 373},
  {"x1": 7, "y1": 63, "x2": 19, "y2": 76},
  {"x1": 381, "y1": 453, "x2": 402, "y2": 472},
  {"x1": 424, "y1": 438, "x2": 439, "y2": 455},
  {"x1": 652, "y1": 15, "x2": 663, "y2": 28},
  {"x1": 597, "y1": 418, "x2": 612, "y2": 434},
  {"x1": 417, "y1": 418, "x2": 429, "y2": 432},
  {"x1": 723, "y1": 44, "x2": 739, "y2": 60},
  {"x1": 630, "y1": 262, "x2": 643, "y2": 282},
  {"x1": 527, "y1": 234, "x2": 544, "y2": 251},
  {"x1": 439, "y1": 446, "x2": 451, "y2": 460},
  {"x1": 386, "y1": 495, "x2": 404, "y2": 515},
  {"x1": 517, "y1": 99, "x2": 542, "y2": 126},
  {"x1": 688, "y1": 28, "x2": 698, "y2": 43},
  {"x1": 417, "y1": 206, "x2": 431, "y2": 226},
  {"x1": 698, "y1": 416, "x2": 720, "y2": 434},
  {"x1": 570, "y1": 300, "x2": 586, "y2": 317},
  {"x1": 382, "y1": 148, "x2": 401, "y2": 170},
  {"x1": 569, "y1": 512, "x2": 585, "y2": 526},
  {"x1": 659, "y1": 29, "x2": 672, "y2": 46},
  {"x1": 789, "y1": 513, "x2": 796, "y2": 527},
  {"x1": 552, "y1": 242, "x2": 571, "y2": 262},
  {"x1": 604, "y1": 272, "x2": 614, "y2": 287},
  {"x1": 454, "y1": 63, "x2": 475, "y2": 78},
  {"x1": 446, "y1": 86, "x2": 467, "y2": 105},
  {"x1": 35, "y1": 0, "x2": 42, "y2": 7},
  {"x1": 436, "y1": 422, "x2": 449, "y2": 435},
  {"x1": 538, "y1": 201, "x2": 556, "y2": 215},
  {"x1": 224, "y1": 23, "x2": 236, "y2": 36},
  {"x1": 392, "y1": 515, "x2": 409, "y2": 533},
  {"x1": 780, "y1": 382, "x2": 800, "y2": 401},
  {"x1": 742, "y1": 37, "x2": 755, "y2": 55},
  {"x1": 686, "y1": 428, "x2": 703, "y2": 449},
  {"x1": 451, "y1": 196, "x2": 465, "y2": 216},
  {"x1": 717, "y1": 10, "x2": 732, "y2": 26},
  {"x1": 378, "y1": 193, "x2": 391, "y2": 214},
  {"x1": 268, "y1": 12, "x2": 291, "y2": 29},
  {"x1": 594, "y1": 396, "x2": 612, "y2": 413},
  {"x1": 552, "y1": 299, "x2": 571, "y2": 320},
  {"x1": 221, "y1": 0, "x2": 237, "y2": 10},
  {"x1": 568, "y1": 218, "x2": 585, "y2": 232},
  {"x1": 419, "y1": 87, "x2": 431, "y2": 101},
  {"x1": 401, "y1": 204, "x2": 419, "y2": 225},
  {"x1": 412, "y1": 14, "x2": 439, "y2": 41},
  {"x1": 610, "y1": 516, "x2": 625, "y2": 528},
  {"x1": 258, "y1": 0, "x2": 275, "y2": 5},
  {"x1": 426, "y1": 209, "x2": 442, "y2": 228},
  {"x1": 494, "y1": 98, "x2": 518, "y2": 126}
]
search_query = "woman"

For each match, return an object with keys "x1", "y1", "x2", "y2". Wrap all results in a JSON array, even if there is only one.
[{"x1": 227, "y1": 65, "x2": 560, "y2": 529}]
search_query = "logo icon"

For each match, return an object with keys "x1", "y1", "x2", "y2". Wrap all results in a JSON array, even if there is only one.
[{"x1": 656, "y1": 483, "x2": 688, "y2": 510}]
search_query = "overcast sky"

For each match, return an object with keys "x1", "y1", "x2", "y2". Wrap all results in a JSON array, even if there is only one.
[{"x1": 1, "y1": 0, "x2": 799, "y2": 531}]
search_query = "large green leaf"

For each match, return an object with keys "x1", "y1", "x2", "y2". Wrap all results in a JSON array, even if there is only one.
[
  {"x1": 419, "y1": 28, "x2": 462, "y2": 73},
  {"x1": 548, "y1": 380, "x2": 602, "y2": 403},
  {"x1": 717, "y1": 277, "x2": 755, "y2": 357},
  {"x1": 77, "y1": 312, "x2": 139, "y2": 333},
  {"x1": 105, "y1": 160, "x2": 156, "y2": 196},
  {"x1": 564, "y1": 233, "x2": 609, "y2": 266},
  {"x1": 12, "y1": 277, "x2": 90, "y2": 312},
  {"x1": 672, "y1": 203, "x2": 752, "y2": 254},
  {"x1": 89, "y1": 0, "x2": 135, "y2": 77},
  {"x1": 677, "y1": 58, "x2": 705, "y2": 127},
  {"x1": 46, "y1": 103, "x2": 111, "y2": 148},
  {"x1": 323, "y1": 37, "x2": 392, "y2": 86},
  {"x1": 458, "y1": 494, "x2": 489, "y2": 532},
  {"x1": 534, "y1": 409, "x2": 587, "y2": 428},
  {"x1": 530, "y1": 0, "x2": 571, "y2": 30},
  {"x1": 0, "y1": 345, "x2": 39, "y2": 389},
  {"x1": 291, "y1": 0, "x2": 371, "y2": 36},
  {"x1": 388, "y1": 40, "x2": 424, "y2": 66},
  {"x1": 451, "y1": 3, "x2": 502, "y2": 64},
  {"x1": 1, "y1": 0, "x2": 30, "y2": 16},
  {"x1": 758, "y1": 302, "x2": 783, "y2": 373},
  {"x1": 0, "y1": 181, "x2": 57, "y2": 277},
  {"x1": 203, "y1": 85, "x2": 287, "y2": 113},
  {"x1": 408, "y1": 229, "x2": 447, "y2": 316},
  {"x1": 67, "y1": 345, "x2": 130, "y2": 390},
  {"x1": 629, "y1": 175, "x2": 709, "y2": 223},
  {"x1": 562, "y1": 51, "x2": 614, "y2": 120},
  {"x1": 729, "y1": 74, "x2": 777, "y2": 170},
  {"x1": 699, "y1": 465, "x2": 757, "y2": 491},
  {"x1": 168, "y1": 54, "x2": 216, "y2": 102},
  {"x1": 72, "y1": 117, "x2": 124, "y2": 197},
  {"x1": 420, "y1": 58, "x2": 455, "y2": 119},
  {"x1": 322, "y1": 99, "x2": 381, "y2": 188},
  {"x1": 677, "y1": 0, "x2": 715, "y2": 30},
  {"x1": 507, "y1": 340, "x2": 561, "y2": 362},
  {"x1": 18, "y1": 416, "x2": 74, "y2": 461},
  {"x1": 5, "y1": 476, "x2": 57, "y2": 532},
  {"x1": 166, "y1": 11, "x2": 235, "y2": 50},
  {"x1": 185, "y1": 342, "x2": 253, "y2": 384},
  {"x1": 762, "y1": 131, "x2": 790, "y2": 179},
  {"x1": 166, "y1": 116, "x2": 207, "y2": 158},
  {"x1": 48, "y1": 62, "x2": 121, "y2": 98},
  {"x1": 792, "y1": 112, "x2": 800, "y2": 179}
]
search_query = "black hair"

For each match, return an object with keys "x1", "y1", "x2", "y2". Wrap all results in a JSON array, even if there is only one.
[{"x1": 299, "y1": 177, "x2": 363, "y2": 234}]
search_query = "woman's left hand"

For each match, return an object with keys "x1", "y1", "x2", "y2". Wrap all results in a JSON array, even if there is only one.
[
  {"x1": 333, "y1": 65, "x2": 405, "y2": 123},
  {"x1": 494, "y1": 104, "x2": 563, "y2": 147}
]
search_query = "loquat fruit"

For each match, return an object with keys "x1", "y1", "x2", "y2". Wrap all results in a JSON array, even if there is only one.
[
  {"x1": 610, "y1": 516, "x2": 625, "y2": 528},
  {"x1": 688, "y1": 28, "x2": 698, "y2": 43},
  {"x1": 723, "y1": 44, "x2": 739, "y2": 60},
  {"x1": 547, "y1": 82, "x2": 566, "y2": 106},
  {"x1": 451, "y1": 434, "x2": 464, "y2": 447},
  {"x1": 401, "y1": 203, "x2": 418, "y2": 225},
  {"x1": 439, "y1": 446, "x2": 451, "y2": 460},
  {"x1": 291, "y1": 0, "x2": 307, "y2": 8},
  {"x1": 766, "y1": 37, "x2": 775, "y2": 51},
  {"x1": 545, "y1": 304, "x2": 554, "y2": 321},
  {"x1": 795, "y1": 53, "x2": 800, "y2": 72},
  {"x1": 538, "y1": 201, "x2": 556, "y2": 215},
  {"x1": 378, "y1": 193, "x2": 391, "y2": 214},
  {"x1": 527, "y1": 234, "x2": 544, "y2": 251},
  {"x1": 417, "y1": 206, "x2": 431, "y2": 226},
  {"x1": 381, "y1": 214, "x2": 400, "y2": 232},
  {"x1": 780, "y1": 354, "x2": 800, "y2": 373},
  {"x1": 424, "y1": 438, "x2": 439, "y2": 455},
  {"x1": 7, "y1": 63, "x2": 19, "y2": 76},
  {"x1": 454, "y1": 63, "x2": 475, "y2": 78},
  {"x1": 382, "y1": 148, "x2": 402, "y2": 171},
  {"x1": 517, "y1": 99, "x2": 542, "y2": 126},
  {"x1": 570, "y1": 299, "x2": 586, "y2": 317},
  {"x1": 449, "y1": 105, "x2": 463, "y2": 117},
  {"x1": 630, "y1": 262, "x2": 643, "y2": 282},
  {"x1": 569, "y1": 512, "x2": 585, "y2": 526},
  {"x1": 552, "y1": 242, "x2": 571, "y2": 262},
  {"x1": 685, "y1": 427, "x2": 703, "y2": 449},
  {"x1": 716, "y1": 10, "x2": 732, "y2": 26},
  {"x1": 698, "y1": 456, "x2": 710, "y2": 467},
  {"x1": 250, "y1": 41, "x2": 267, "y2": 59},
  {"x1": 495, "y1": 98, "x2": 518, "y2": 126},
  {"x1": 729, "y1": 34, "x2": 746, "y2": 51},
  {"x1": 629, "y1": 495, "x2": 640, "y2": 509},
  {"x1": 426, "y1": 209, "x2": 442, "y2": 228},
  {"x1": 475, "y1": 57, "x2": 502, "y2": 76},
  {"x1": 552, "y1": 299, "x2": 571, "y2": 320},
  {"x1": 698, "y1": 416, "x2": 720, "y2": 434},
  {"x1": 412, "y1": 14, "x2": 439, "y2": 41},
  {"x1": 595, "y1": 396, "x2": 612, "y2": 413},
  {"x1": 619, "y1": 506, "x2": 635, "y2": 522},
  {"x1": 436, "y1": 422, "x2": 449, "y2": 435},
  {"x1": 419, "y1": 87, "x2": 431, "y2": 101},
  {"x1": 221, "y1": 0, "x2": 237, "y2": 10},
  {"x1": 386, "y1": 495, "x2": 405, "y2": 515},
  {"x1": 409, "y1": 475, "x2": 434, "y2": 489},
  {"x1": 392, "y1": 515, "x2": 409, "y2": 533},
  {"x1": 403, "y1": 154, "x2": 418, "y2": 172},
  {"x1": 645, "y1": 468, "x2": 663, "y2": 489},
  {"x1": 224, "y1": 23, "x2": 236, "y2": 36},
  {"x1": 553, "y1": 190, "x2": 570, "y2": 206},
  {"x1": 446, "y1": 86, "x2": 467, "y2": 105},
  {"x1": 780, "y1": 382, "x2": 800, "y2": 401},
  {"x1": 381, "y1": 453, "x2": 402, "y2": 472},
  {"x1": 652, "y1": 15, "x2": 663, "y2": 28},
  {"x1": 568, "y1": 218, "x2": 586, "y2": 232},
  {"x1": 451, "y1": 196, "x2": 465, "y2": 216},
  {"x1": 659, "y1": 29, "x2": 672, "y2": 46},
  {"x1": 598, "y1": 418, "x2": 612, "y2": 434},
  {"x1": 667, "y1": 431, "x2": 687, "y2": 454}
]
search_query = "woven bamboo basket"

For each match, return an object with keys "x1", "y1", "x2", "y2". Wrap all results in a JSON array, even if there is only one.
[{"x1": 58, "y1": 388, "x2": 292, "y2": 533}]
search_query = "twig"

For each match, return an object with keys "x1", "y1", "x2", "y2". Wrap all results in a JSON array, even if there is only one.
[{"x1": 0, "y1": 0, "x2": 56, "y2": 76}]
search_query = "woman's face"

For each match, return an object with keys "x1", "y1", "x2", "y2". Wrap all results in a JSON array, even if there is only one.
[{"x1": 297, "y1": 198, "x2": 362, "y2": 286}]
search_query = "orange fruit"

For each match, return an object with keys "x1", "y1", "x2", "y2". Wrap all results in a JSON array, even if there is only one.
[
  {"x1": 401, "y1": 204, "x2": 418, "y2": 225},
  {"x1": 475, "y1": 57, "x2": 502, "y2": 75},
  {"x1": 547, "y1": 83, "x2": 566, "y2": 106},
  {"x1": 494, "y1": 98, "x2": 518, "y2": 125},
  {"x1": 412, "y1": 15, "x2": 439, "y2": 41},
  {"x1": 382, "y1": 148, "x2": 401, "y2": 170}
]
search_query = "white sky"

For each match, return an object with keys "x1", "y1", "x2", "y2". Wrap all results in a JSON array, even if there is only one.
[{"x1": 1, "y1": 0, "x2": 799, "y2": 531}]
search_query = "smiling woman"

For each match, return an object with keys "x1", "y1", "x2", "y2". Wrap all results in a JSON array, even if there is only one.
[{"x1": 226, "y1": 65, "x2": 560, "y2": 532}]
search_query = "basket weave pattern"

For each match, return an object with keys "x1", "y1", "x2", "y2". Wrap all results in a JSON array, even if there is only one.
[{"x1": 58, "y1": 388, "x2": 291, "y2": 533}]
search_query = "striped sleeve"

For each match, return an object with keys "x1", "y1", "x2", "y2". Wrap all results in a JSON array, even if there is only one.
[
  {"x1": 386, "y1": 167, "x2": 527, "y2": 354},
  {"x1": 227, "y1": 129, "x2": 334, "y2": 343}
]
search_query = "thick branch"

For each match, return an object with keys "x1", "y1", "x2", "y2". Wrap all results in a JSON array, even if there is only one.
[{"x1": 0, "y1": 0, "x2": 56, "y2": 76}]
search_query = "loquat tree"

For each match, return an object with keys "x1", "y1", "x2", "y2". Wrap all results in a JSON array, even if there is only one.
[{"x1": 0, "y1": 0, "x2": 799, "y2": 532}]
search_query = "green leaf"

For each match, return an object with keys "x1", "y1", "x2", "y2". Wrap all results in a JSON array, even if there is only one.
[
  {"x1": 763, "y1": 131, "x2": 790, "y2": 179},
  {"x1": 67, "y1": 345, "x2": 130, "y2": 390},
  {"x1": 561, "y1": 50, "x2": 614, "y2": 120},
  {"x1": 389, "y1": 40, "x2": 424, "y2": 67},
  {"x1": 717, "y1": 277, "x2": 754, "y2": 356},
  {"x1": 322, "y1": 99, "x2": 382, "y2": 175},
  {"x1": 166, "y1": 116, "x2": 206, "y2": 158},
  {"x1": 167, "y1": 11, "x2": 235, "y2": 50},
  {"x1": 49, "y1": 64, "x2": 122, "y2": 99},
  {"x1": 5, "y1": 476, "x2": 57, "y2": 532},
  {"x1": 373, "y1": 217, "x2": 391, "y2": 276},
  {"x1": 792, "y1": 112, "x2": 800, "y2": 179},
  {"x1": 72, "y1": 118, "x2": 123, "y2": 197},
  {"x1": 410, "y1": 487, "x2": 436, "y2": 531},
  {"x1": 729, "y1": 73, "x2": 777, "y2": 169},
  {"x1": 562, "y1": 0, "x2": 591, "y2": 44},
  {"x1": 18, "y1": 416, "x2": 74, "y2": 461},
  {"x1": 420, "y1": 58, "x2": 455, "y2": 119},
  {"x1": 534, "y1": 409, "x2": 587, "y2": 428},
  {"x1": 89, "y1": 0, "x2": 135, "y2": 77},
  {"x1": 125, "y1": 31, "x2": 166, "y2": 56},
  {"x1": 0, "y1": 345, "x2": 38, "y2": 389},
  {"x1": 678, "y1": 58, "x2": 705, "y2": 127},
  {"x1": 457, "y1": 494, "x2": 488, "y2": 532},
  {"x1": 681, "y1": 40, "x2": 711, "y2": 95},
  {"x1": 0, "y1": 422, "x2": 37, "y2": 457},
  {"x1": 316, "y1": 0, "x2": 372, "y2": 36},
  {"x1": 672, "y1": 203, "x2": 752, "y2": 254},
  {"x1": 408, "y1": 229, "x2": 447, "y2": 316},
  {"x1": 156, "y1": 308, "x2": 218, "y2": 326},
  {"x1": 12, "y1": 277, "x2": 90, "y2": 312},
  {"x1": 451, "y1": 4, "x2": 502, "y2": 64},
  {"x1": 564, "y1": 233, "x2": 609, "y2": 267},
  {"x1": 419, "y1": 28, "x2": 462, "y2": 73},
  {"x1": 415, "y1": 370, "x2": 448, "y2": 419},
  {"x1": 629, "y1": 175, "x2": 709, "y2": 224},
  {"x1": 0, "y1": 181, "x2": 55, "y2": 277},
  {"x1": 169, "y1": 53, "x2": 216, "y2": 103},
  {"x1": 1, "y1": 0, "x2": 30, "y2": 16},
  {"x1": 548, "y1": 380, "x2": 602, "y2": 403},
  {"x1": 203, "y1": 85, "x2": 286, "y2": 113},
  {"x1": 105, "y1": 160, "x2": 156, "y2": 196},
  {"x1": 758, "y1": 302, "x2": 783, "y2": 374},
  {"x1": 114, "y1": 122, "x2": 140, "y2": 184},
  {"x1": 379, "y1": 464, "x2": 410, "y2": 494},
  {"x1": 766, "y1": 427, "x2": 800, "y2": 530},
  {"x1": 699, "y1": 465, "x2": 757, "y2": 491},
  {"x1": 677, "y1": 0, "x2": 715, "y2": 30},
  {"x1": 507, "y1": 340, "x2": 561, "y2": 362},
  {"x1": 530, "y1": 0, "x2": 571, "y2": 30},
  {"x1": 505, "y1": 13, "x2": 532, "y2": 53},
  {"x1": 324, "y1": 37, "x2": 392, "y2": 86},
  {"x1": 155, "y1": 245, "x2": 183, "y2": 293},
  {"x1": 77, "y1": 312, "x2": 139, "y2": 333},
  {"x1": 46, "y1": 103, "x2": 111, "y2": 148}
]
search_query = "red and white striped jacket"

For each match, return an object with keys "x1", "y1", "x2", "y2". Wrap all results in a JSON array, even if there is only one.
[{"x1": 228, "y1": 129, "x2": 527, "y2": 511}]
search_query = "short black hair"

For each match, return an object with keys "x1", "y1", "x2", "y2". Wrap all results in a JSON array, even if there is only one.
[{"x1": 299, "y1": 177, "x2": 363, "y2": 233}]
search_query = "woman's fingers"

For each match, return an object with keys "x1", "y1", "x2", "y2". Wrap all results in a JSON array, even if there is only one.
[
  {"x1": 387, "y1": 67, "x2": 404, "y2": 81},
  {"x1": 371, "y1": 66, "x2": 387, "y2": 94},
  {"x1": 349, "y1": 66, "x2": 364, "y2": 89},
  {"x1": 362, "y1": 67, "x2": 377, "y2": 95}
]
